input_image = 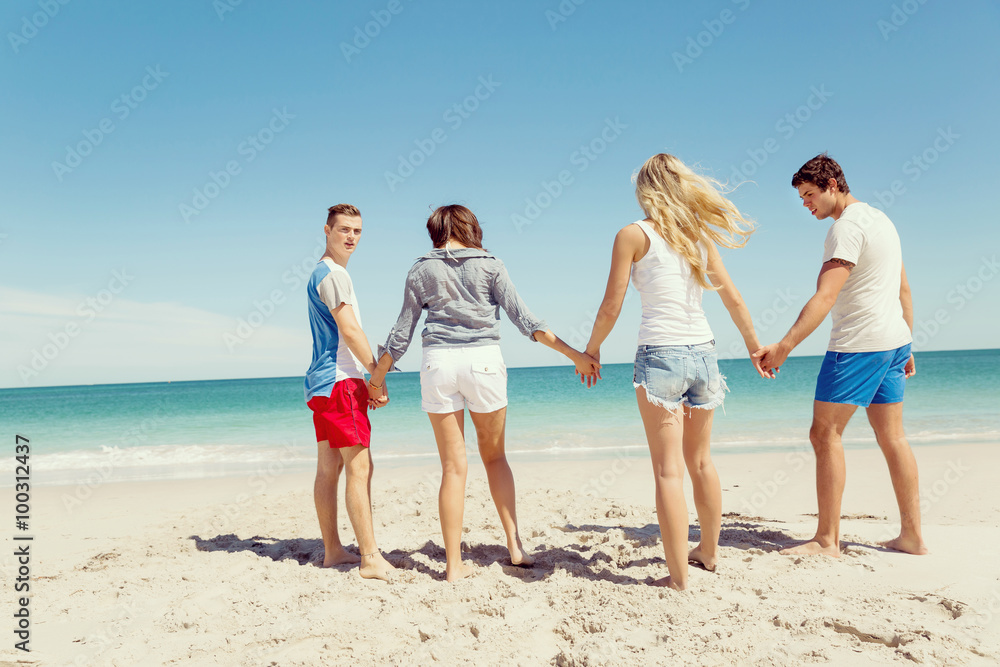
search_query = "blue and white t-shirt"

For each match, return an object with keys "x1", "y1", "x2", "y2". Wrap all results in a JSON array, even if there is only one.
[{"x1": 304, "y1": 258, "x2": 367, "y2": 401}]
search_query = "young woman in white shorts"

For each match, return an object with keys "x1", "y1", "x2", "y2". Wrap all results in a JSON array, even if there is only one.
[
  {"x1": 368, "y1": 205, "x2": 599, "y2": 582},
  {"x1": 582, "y1": 154, "x2": 772, "y2": 590}
]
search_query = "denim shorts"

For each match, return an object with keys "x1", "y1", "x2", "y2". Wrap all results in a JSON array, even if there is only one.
[{"x1": 633, "y1": 341, "x2": 727, "y2": 413}]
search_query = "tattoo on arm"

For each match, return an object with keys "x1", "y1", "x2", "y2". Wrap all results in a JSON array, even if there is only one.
[{"x1": 829, "y1": 258, "x2": 856, "y2": 268}]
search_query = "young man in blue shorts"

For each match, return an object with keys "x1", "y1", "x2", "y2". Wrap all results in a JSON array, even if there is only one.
[
  {"x1": 305, "y1": 203, "x2": 394, "y2": 581},
  {"x1": 754, "y1": 154, "x2": 928, "y2": 557}
]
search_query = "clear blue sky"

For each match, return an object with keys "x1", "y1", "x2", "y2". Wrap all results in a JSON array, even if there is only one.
[{"x1": 2, "y1": 0, "x2": 998, "y2": 388}]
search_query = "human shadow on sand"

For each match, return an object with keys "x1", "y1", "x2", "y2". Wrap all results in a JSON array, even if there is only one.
[
  {"x1": 191, "y1": 533, "x2": 654, "y2": 584},
  {"x1": 191, "y1": 534, "x2": 513, "y2": 581},
  {"x1": 560, "y1": 519, "x2": 800, "y2": 554}
]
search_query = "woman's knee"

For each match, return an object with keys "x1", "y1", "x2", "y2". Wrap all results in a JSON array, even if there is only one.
[
  {"x1": 441, "y1": 460, "x2": 468, "y2": 478},
  {"x1": 684, "y1": 454, "x2": 714, "y2": 476}
]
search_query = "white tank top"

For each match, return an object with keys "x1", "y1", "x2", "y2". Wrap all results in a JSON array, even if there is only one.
[{"x1": 630, "y1": 220, "x2": 714, "y2": 346}]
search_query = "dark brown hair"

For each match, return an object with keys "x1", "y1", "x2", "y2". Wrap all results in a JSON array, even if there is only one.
[
  {"x1": 791, "y1": 153, "x2": 850, "y2": 194},
  {"x1": 326, "y1": 203, "x2": 361, "y2": 226},
  {"x1": 426, "y1": 205, "x2": 484, "y2": 249}
]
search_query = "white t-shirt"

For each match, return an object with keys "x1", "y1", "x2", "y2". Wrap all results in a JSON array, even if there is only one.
[
  {"x1": 630, "y1": 220, "x2": 714, "y2": 346},
  {"x1": 823, "y1": 202, "x2": 912, "y2": 353}
]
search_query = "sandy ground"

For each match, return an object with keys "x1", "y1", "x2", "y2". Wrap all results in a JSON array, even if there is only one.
[{"x1": 5, "y1": 441, "x2": 999, "y2": 666}]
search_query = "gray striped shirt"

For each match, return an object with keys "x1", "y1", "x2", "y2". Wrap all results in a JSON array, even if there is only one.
[{"x1": 380, "y1": 248, "x2": 547, "y2": 364}]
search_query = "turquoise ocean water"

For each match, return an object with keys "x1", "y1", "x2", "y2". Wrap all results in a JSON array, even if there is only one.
[{"x1": 2, "y1": 349, "x2": 998, "y2": 486}]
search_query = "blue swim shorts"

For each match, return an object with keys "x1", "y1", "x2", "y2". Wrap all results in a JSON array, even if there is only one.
[
  {"x1": 815, "y1": 343, "x2": 911, "y2": 407},
  {"x1": 633, "y1": 341, "x2": 727, "y2": 413}
]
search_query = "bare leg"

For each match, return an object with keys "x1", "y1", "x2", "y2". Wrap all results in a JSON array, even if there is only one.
[
  {"x1": 866, "y1": 402, "x2": 928, "y2": 554},
  {"x1": 683, "y1": 407, "x2": 720, "y2": 572},
  {"x1": 781, "y1": 401, "x2": 857, "y2": 557},
  {"x1": 340, "y1": 445, "x2": 395, "y2": 581},
  {"x1": 636, "y1": 387, "x2": 689, "y2": 590},
  {"x1": 470, "y1": 407, "x2": 532, "y2": 566},
  {"x1": 428, "y1": 411, "x2": 474, "y2": 582},
  {"x1": 314, "y1": 441, "x2": 361, "y2": 566}
]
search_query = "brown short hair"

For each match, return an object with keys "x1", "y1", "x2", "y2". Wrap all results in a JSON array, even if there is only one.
[
  {"x1": 791, "y1": 153, "x2": 850, "y2": 193},
  {"x1": 426, "y1": 205, "x2": 484, "y2": 249},
  {"x1": 326, "y1": 203, "x2": 361, "y2": 226}
]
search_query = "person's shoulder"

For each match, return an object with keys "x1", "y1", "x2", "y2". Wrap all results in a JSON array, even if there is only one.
[
  {"x1": 309, "y1": 258, "x2": 334, "y2": 283},
  {"x1": 839, "y1": 201, "x2": 888, "y2": 225},
  {"x1": 325, "y1": 261, "x2": 353, "y2": 283},
  {"x1": 616, "y1": 220, "x2": 650, "y2": 247}
]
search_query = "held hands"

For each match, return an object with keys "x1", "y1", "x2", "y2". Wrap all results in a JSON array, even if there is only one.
[
  {"x1": 366, "y1": 378, "x2": 389, "y2": 409},
  {"x1": 576, "y1": 349, "x2": 602, "y2": 388},
  {"x1": 750, "y1": 342, "x2": 786, "y2": 379}
]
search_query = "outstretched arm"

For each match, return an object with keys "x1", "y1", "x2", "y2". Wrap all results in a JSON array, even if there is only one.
[
  {"x1": 705, "y1": 244, "x2": 772, "y2": 379},
  {"x1": 752, "y1": 259, "x2": 852, "y2": 374},
  {"x1": 331, "y1": 303, "x2": 387, "y2": 407},
  {"x1": 532, "y1": 330, "x2": 601, "y2": 381},
  {"x1": 582, "y1": 224, "x2": 645, "y2": 382}
]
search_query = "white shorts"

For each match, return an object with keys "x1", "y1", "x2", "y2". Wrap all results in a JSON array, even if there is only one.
[{"x1": 420, "y1": 345, "x2": 507, "y2": 414}]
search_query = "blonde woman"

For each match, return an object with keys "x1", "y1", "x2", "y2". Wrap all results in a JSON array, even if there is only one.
[{"x1": 583, "y1": 154, "x2": 771, "y2": 590}]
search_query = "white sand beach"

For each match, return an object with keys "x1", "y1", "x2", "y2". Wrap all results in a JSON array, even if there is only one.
[{"x1": 10, "y1": 441, "x2": 1000, "y2": 666}]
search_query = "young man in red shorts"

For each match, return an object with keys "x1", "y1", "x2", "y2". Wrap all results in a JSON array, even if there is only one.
[{"x1": 304, "y1": 203, "x2": 393, "y2": 581}]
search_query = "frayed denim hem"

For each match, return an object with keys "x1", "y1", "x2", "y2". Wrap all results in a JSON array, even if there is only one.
[
  {"x1": 633, "y1": 381, "x2": 685, "y2": 416},
  {"x1": 687, "y1": 374, "x2": 730, "y2": 414}
]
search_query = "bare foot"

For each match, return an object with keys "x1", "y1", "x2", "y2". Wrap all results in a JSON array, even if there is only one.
[
  {"x1": 509, "y1": 541, "x2": 534, "y2": 567},
  {"x1": 649, "y1": 575, "x2": 686, "y2": 591},
  {"x1": 359, "y1": 552, "x2": 395, "y2": 582},
  {"x1": 881, "y1": 534, "x2": 929, "y2": 555},
  {"x1": 779, "y1": 539, "x2": 841, "y2": 557},
  {"x1": 322, "y1": 547, "x2": 361, "y2": 567},
  {"x1": 445, "y1": 562, "x2": 475, "y2": 582},
  {"x1": 688, "y1": 545, "x2": 717, "y2": 572}
]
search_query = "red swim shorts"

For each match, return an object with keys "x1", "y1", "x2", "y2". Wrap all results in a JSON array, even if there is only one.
[{"x1": 307, "y1": 378, "x2": 371, "y2": 448}]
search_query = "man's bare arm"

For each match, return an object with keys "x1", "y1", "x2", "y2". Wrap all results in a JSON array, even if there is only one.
[
  {"x1": 900, "y1": 263, "x2": 913, "y2": 332},
  {"x1": 753, "y1": 260, "x2": 853, "y2": 371},
  {"x1": 331, "y1": 303, "x2": 377, "y2": 374}
]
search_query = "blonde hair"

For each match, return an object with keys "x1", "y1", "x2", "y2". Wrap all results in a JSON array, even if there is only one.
[{"x1": 634, "y1": 153, "x2": 755, "y2": 290}]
